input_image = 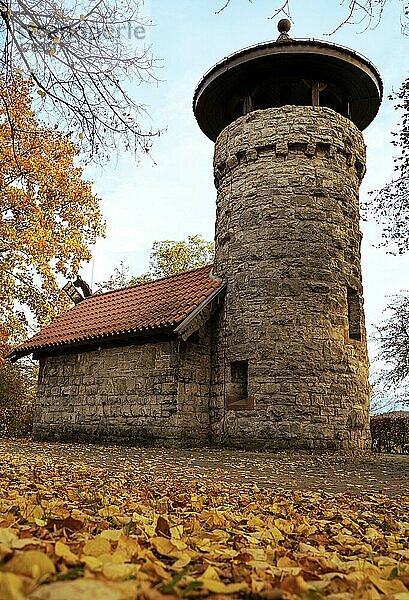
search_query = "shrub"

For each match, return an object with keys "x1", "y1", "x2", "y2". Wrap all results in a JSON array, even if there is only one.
[
  {"x1": 0, "y1": 403, "x2": 34, "y2": 438},
  {"x1": 0, "y1": 359, "x2": 36, "y2": 438},
  {"x1": 370, "y1": 412, "x2": 409, "y2": 454}
]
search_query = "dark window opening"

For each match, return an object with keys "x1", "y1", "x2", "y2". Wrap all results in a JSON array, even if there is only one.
[
  {"x1": 230, "y1": 360, "x2": 248, "y2": 400},
  {"x1": 347, "y1": 288, "x2": 362, "y2": 341},
  {"x1": 320, "y1": 89, "x2": 341, "y2": 112},
  {"x1": 38, "y1": 360, "x2": 45, "y2": 384},
  {"x1": 226, "y1": 360, "x2": 253, "y2": 410},
  {"x1": 280, "y1": 85, "x2": 292, "y2": 105},
  {"x1": 224, "y1": 78, "x2": 352, "y2": 123}
]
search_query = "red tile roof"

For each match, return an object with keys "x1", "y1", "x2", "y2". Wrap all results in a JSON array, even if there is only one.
[{"x1": 11, "y1": 265, "x2": 224, "y2": 360}]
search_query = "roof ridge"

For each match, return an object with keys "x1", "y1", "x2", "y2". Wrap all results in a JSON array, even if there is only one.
[{"x1": 94, "y1": 263, "x2": 214, "y2": 298}]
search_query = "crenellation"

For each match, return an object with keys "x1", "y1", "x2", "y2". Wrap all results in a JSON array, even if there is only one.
[{"x1": 210, "y1": 105, "x2": 371, "y2": 451}]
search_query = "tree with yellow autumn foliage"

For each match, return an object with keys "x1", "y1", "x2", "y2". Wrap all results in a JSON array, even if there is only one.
[
  {"x1": 97, "y1": 235, "x2": 215, "y2": 293},
  {"x1": 0, "y1": 77, "x2": 105, "y2": 344}
]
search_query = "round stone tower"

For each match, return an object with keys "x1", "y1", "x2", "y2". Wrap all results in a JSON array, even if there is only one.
[{"x1": 193, "y1": 22, "x2": 382, "y2": 451}]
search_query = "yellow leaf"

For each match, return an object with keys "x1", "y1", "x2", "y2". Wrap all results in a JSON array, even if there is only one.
[
  {"x1": 28, "y1": 578, "x2": 139, "y2": 599},
  {"x1": 299, "y1": 542, "x2": 322, "y2": 555},
  {"x1": 150, "y1": 536, "x2": 178, "y2": 557},
  {"x1": 244, "y1": 535, "x2": 262, "y2": 545},
  {"x1": 12, "y1": 538, "x2": 40, "y2": 549},
  {"x1": 267, "y1": 525, "x2": 284, "y2": 543},
  {"x1": 98, "y1": 505, "x2": 121, "y2": 517},
  {"x1": 144, "y1": 524, "x2": 156, "y2": 538},
  {"x1": 369, "y1": 573, "x2": 408, "y2": 595},
  {"x1": 366, "y1": 527, "x2": 380, "y2": 540},
  {"x1": 171, "y1": 538, "x2": 187, "y2": 551},
  {"x1": 268, "y1": 565, "x2": 302, "y2": 577},
  {"x1": 170, "y1": 525, "x2": 183, "y2": 540},
  {"x1": 202, "y1": 566, "x2": 220, "y2": 580},
  {"x1": 82, "y1": 536, "x2": 111, "y2": 557},
  {"x1": 21, "y1": 504, "x2": 44, "y2": 523},
  {"x1": 200, "y1": 579, "x2": 248, "y2": 594},
  {"x1": 171, "y1": 553, "x2": 191, "y2": 569},
  {"x1": 246, "y1": 548, "x2": 267, "y2": 562},
  {"x1": 55, "y1": 541, "x2": 79, "y2": 566},
  {"x1": 81, "y1": 555, "x2": 103, "y2": 571},
  {"x1": 98, "y1": 551, "x2": 128, "y2": 565},
  {"x1": 277, "y1": 556, "x2": 298, "y2": 567},
  {"x1": 247, "y1": 514, "x2": 264, "y2": 527},
  {"x1": 0, "y1": 572, "x2": 26, "y2": 600},
  {"x1": 294, "y1": 575, "x2": 315, "y2": 593},
  {"x1": 2, "y1": 550, "x2": 55, "y2": 582},
  {"x1": 274, "y1": 518, "x2": 294, "y2": 534},
  {"x1": 102, "y1": 562, "x2": 140, "y2": 581},
  {"x1": 144, "y1": 558, "x2": 170, "y2": 580},
  {"x1": 116, "y1": 535, "x2": 141, "y2": 560},
  {"x1": 0, "y1": 529, "x2": 18, "y2": 547},
  {"x1": 100, "y1": 529, "x2": 122, "y2": 541}
]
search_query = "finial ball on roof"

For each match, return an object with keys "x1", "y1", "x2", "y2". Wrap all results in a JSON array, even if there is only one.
[{"x1": 277, "y1": 18, "x2": 291, "y2": 34}]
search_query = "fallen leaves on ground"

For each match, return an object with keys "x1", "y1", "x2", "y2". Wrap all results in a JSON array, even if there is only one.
[
  {"x1": 0, "y1": 451, "x2": 408, "y2": 599},
  {"x1": 2, "y1": 438, "x2": 408, "y2": 496}
]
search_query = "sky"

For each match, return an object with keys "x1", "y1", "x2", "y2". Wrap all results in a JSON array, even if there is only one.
[{"x1": 81, "y1": 0, "x2": 409, "y2": 368}]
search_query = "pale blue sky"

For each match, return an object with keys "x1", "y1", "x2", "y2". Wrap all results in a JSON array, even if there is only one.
[{"x1": 82, "y1": 0, "x2": 409, "y2": 366}]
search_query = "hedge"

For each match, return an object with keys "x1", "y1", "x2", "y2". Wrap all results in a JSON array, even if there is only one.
[{"x1": 370, "y1": 412, "x2": 409, "y2": 454}]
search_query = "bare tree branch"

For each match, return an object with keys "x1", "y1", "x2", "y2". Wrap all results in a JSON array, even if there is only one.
[
  {"x1": 215, "y1": 0, "x2": 407, "y2": 37},
  {"x1": 373, "y1": 292, "x2": 409, "y2": 406},
  {"x1": 362, "y1": 77, "x2": 409, "y2": 254},
  {"x1": 215, "y1": 0, "x2": 252, "y2": 15},
  {"x1": 0, "y1": 0, "x2": 160, "y2": 160},
  {"x1": 269, "y1": 1, "x2": 292, "y2": 20},
  {"x1": 327, "y1": 0, "x2": 389, "y2": 35}
]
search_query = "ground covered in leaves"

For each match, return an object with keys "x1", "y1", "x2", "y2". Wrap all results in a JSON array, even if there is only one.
[
  {"x1": 0, "y1": 448, "x2": 408, "y2": 599},
  {"x1": 1, "y1": 439, "x2": 408, "y2": 496}
]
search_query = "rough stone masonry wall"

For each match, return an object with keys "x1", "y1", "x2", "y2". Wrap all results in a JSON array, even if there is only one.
[
  {"x1": 34, "y1": 323, "x2": 212, "y2": 447},
  {"x1": 210, "y1": 106, "x2": 370, "y2": 451}
]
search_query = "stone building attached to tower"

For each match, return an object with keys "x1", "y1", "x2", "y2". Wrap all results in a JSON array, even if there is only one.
[{"x1": 11, "y1": 23, "x2": 383, "y2": 451}]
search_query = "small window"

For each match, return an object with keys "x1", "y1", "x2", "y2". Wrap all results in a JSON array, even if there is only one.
[
  {"x1": 347, "y1": 288, "x2": 362, "y2": 341},
  {"x1": 226, "y1": 361, "x2": 253, "y2": 410},
  {"x1": 231, "y1": 361, "x2": 248, "y2": 400},
  {"x1": 38, "y1": 360, "x2": 45, "y2": 384}
]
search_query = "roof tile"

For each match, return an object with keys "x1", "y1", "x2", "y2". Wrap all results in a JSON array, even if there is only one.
[{"x1": 11, "y1": 265, "x2": 223, "y2": 359}]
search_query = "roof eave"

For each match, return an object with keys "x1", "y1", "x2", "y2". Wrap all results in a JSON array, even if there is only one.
[
  {"x1": 174, "y1": 282, "x2": 226, "y2": 341},
  {"x1": 8, "y1": 324, "x2": 178, "y2": 362}
]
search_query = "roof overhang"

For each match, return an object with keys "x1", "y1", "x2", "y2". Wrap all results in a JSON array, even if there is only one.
[
  {"x1": 193, "y1": 38, "x2": 383, "y2": 140},
  {"x1": 174, "y1": 282, "x2": 226, "y2": 341},
  {"x1": 8, "y1": 279, "x2": 227, "y2": 361}
]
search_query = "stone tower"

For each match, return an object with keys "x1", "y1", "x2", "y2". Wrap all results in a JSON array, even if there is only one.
[{"x1": 193, "y1": 22, "x2": 382, "y2": 451}]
